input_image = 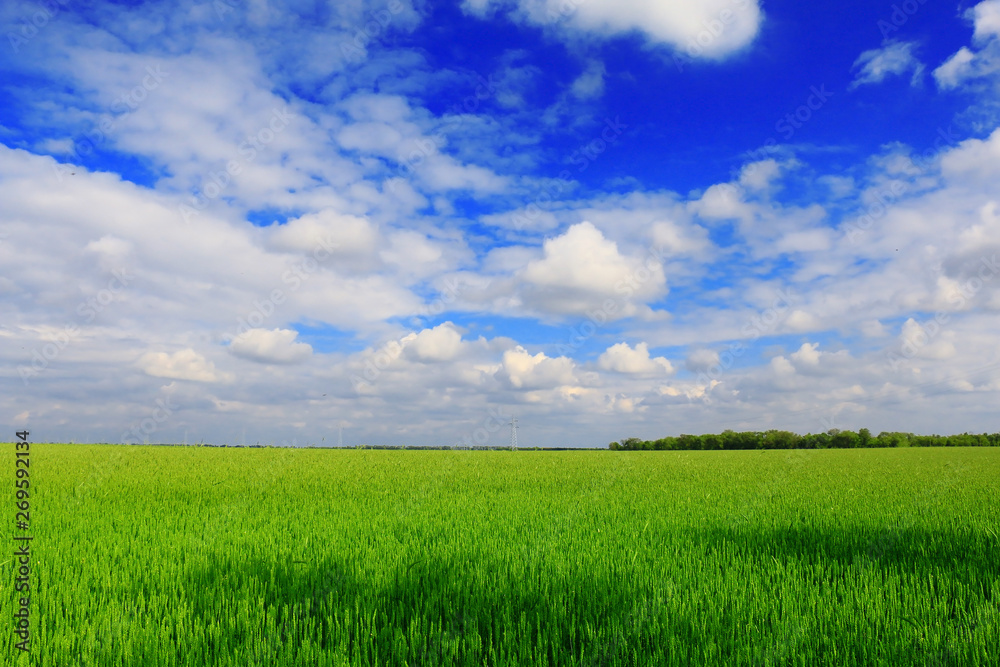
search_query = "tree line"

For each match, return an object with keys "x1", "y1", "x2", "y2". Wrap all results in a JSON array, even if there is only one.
[{"x1": 608, "y1": 429, "x2": 1000, "y2": 450}]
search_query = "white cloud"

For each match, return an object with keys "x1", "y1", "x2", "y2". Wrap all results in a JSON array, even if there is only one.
[
  {"x1": 897, "y1": 318, "x2": 956, "y2": 360},
  {"x1": 934, "y1": 47, "x2": 977, "y2": 89},
  {"x1": 972, "y1": 0, "x2": 1000, "y2": 42},
  {"x1": 860, "y1": 320, "x2": 888, "y2": 338},
  {"x1": 84, "y1": 235, "x2": 134, "y2": 272},
  {"x1": 939, "y1": 127, "x2": 1000, "y2": 180},
  {"x1": 35, "y1": 138, "x2": 75, "y2": 154},
  {"x1": 462, "y1": 0, "x2": 763, "y2": 58},
  {"x1": 685, "y1": 348, "x2": 719, "y2": 372},
  {"x1": 497, "y1": 346, "x2": 576, "y2": 389},
  {"x1": 785, "y1": 310, "x2": 822, "y2": 332},
  {"x1": 598, "y1": 342, "x2": 674, "y2": 375},
  {"x1": 380, "y1": 230, "x2": 459, "y2": 279},
  {"x1": 689, "y1": 183, "x2": 753, "y2": 223},
  {"x1": 571, "y1": 60, "x2": 606, "y2": 99},
  {"x1": 739, "y1": 159, "x2": 781, "y2": 191},
  {"x1": 790, "y1": 342, "x2": 820, "y2": 367},
  {"x1": 229, "y1": 328, "x2": 313, "y2": 364},
  {"x1": 774, "y1": 228, "x2": 833, "y2": 254},
  {"x1": 138, "y1": 349, "x2": 227, "y2": 382},
  {"x1": 268, "y1": 210, "x2": 378, "y2": 259},
  {"x1": 403, "y1": 323, "x2": 464, "y2": 363},
  {"x1": 518, "y1": 221, "x2": 666, "y2": 317},
  {"x1": 934, "y1": 1, "x2": 1000, "y2": 89},
  {"x1": 850, "y1": 40, "x2": 924, "y2": 89}
]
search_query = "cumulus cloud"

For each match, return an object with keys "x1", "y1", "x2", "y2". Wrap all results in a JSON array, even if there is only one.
[
  {"x1": 137, "y1": 349, "x2": 228, "y2": 382},
  {"x1": 598, "y1": 342, "x2": 674, "y2": 375},
  {"x1": 497, "y1": 346, "x2": 576, "y2": 389},
  {"x1": 462, "y1": 0, "x2": 763, "y2": 58},
  {"x1": 790, "y1": 342, "x2": 821, "y2": 367},
  {"x1": 229, "y1": 328, "x2": 313, "y2": 364},
  {"x1": 850, "y1": 40, "x2": 924, "y2": 89},
  {"x1": 518, "y1": 222, "x2": 666, "y2": 317},
  {"x1": 689, "y1": 183, "x2": 754, "y2": 223},
  {"x1": 403, "y1": 323, "x2": 464, "y2": 363}
]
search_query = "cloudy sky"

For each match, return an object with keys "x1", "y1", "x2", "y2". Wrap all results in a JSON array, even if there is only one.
[{"x1": 2, "y1": 0, "x2": 1000, "y2": 447}]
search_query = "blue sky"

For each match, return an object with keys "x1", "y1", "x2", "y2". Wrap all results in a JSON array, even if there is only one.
[{"x1": 3, "y1": 0, "x2": 1000, "y2": 447}]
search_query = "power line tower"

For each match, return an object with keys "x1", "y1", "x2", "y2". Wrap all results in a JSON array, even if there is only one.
[{"x1": 510, "y1": 416, "x2": 518, "y2": 450}]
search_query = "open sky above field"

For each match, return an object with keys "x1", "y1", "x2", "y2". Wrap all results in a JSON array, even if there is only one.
[{"x1": 2, "y1": 0, "x2": 1000, "y2": 446}]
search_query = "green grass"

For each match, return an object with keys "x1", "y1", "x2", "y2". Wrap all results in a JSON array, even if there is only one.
[{"x1": 4, "y1": 445, "x2": 999, "y2": 666}]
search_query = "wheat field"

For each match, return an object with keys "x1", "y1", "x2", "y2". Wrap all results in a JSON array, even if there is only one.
[{"x1": 4, "y1": 444, "x2": 998, "y2": 666}]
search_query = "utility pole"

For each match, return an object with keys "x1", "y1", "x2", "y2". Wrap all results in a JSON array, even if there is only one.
[{"x1": 510, "y1": 416, "x2": 518, "y2": 450}]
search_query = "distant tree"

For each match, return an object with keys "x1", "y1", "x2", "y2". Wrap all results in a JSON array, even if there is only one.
[
  {"x1": 605, "y1": 428, "x2": 1000, "y2": 451},
  {"x1": 702, "y1": 433, "x2": 721, "y2": 450},
  {"x1": 763, "y1": 430, "x2": 800, "y2": 449},
  {"x1": 808, "y1": 432, "x2": 831, "y2": 449},
  {"x1": 831, "y1": 430, "x2": 860, "y2": 448},
  {"x1": 677, "y1": 434, "x2": 701, "y2": 450},
  {"x1": 718, "y1": 430, "x2": 740, "y2": 450},
  {"x1": 620, "y1": 437, "x2": 644, "y2": 450}
]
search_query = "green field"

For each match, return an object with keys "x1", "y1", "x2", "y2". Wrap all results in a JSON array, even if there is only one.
[{"x1": 4, "y1": 445, "x2": 999, "y2": 666}]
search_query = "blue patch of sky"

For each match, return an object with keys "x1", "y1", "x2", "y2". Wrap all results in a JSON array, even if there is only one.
[
  {"x1": 246, "y1": 208, "x2": 301, "y2": 227},
  {"x1": 388, "y1": 0, "x2": 978, "y2": 202},
  {"x1": 48, "y1": 149, "x2": 162, "y2": 188},
  {"x1": 289, "y1": 321, "x2": 367, "y2": 355}
]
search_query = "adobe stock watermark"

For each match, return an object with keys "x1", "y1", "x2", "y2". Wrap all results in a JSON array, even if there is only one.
[
  {"x1": 120, "y1": 395, "x2": 177, "y2": 445},
  {"x1": 510, "y1": 174, "x2": 575, "y2": 231},
  {"x1": 673, "y1": 0, "x2": 758, "y2": 72},
  {"x1": 694, "y1": 287, "x2": 798, "y2": 394},
  {"x1": 554, "y1": 245, "x2": 669, "y2": 356},
  {"x1": 453, "y1": 406, "x2": 512, "y2": 449},
  {"x1": 351, "y1": 277, "x2": 492, "y2": 392},
  {"x1": 7, "y1": 0, "x2": 72, "y2": 54},
  {"x1": 508, "y1": 116, "x2": 627, "y2": 231},
  {"x1": 211, "y1": 0, "x2": 245, "y2": 21},
  {"x1": 349, "y1": 336, "x2": 410, "y2": 394},
  {"x1": 877, "y1": 0, "x2": 931, "y2": 40},
  {"x1": 179, "y1": 107, "x2": 294, "y2": 223},
  {"x1": 338, "y1": 0, "x2": 407, "y2": 63},
  {"x1": 540, "y1": 0, "x2": 589, "y2": 25},
  {"x1": 884, "y1": 255, "x2": 999, "y2": 370},
  {"x1": 844, "y1": 125, "x2": 960, "y2": 244},
  {"x1": 740, "y1": 84, "x2": 834, "y2": 175},
  {"x1": 420, "y1": 275, "x2": 492, "y2": 320},
  {"x1": 227, "y1": 235, "x2": 340, "y2": 342},
  {"x1": 568, "y1": 116, "x2": 629, "y2": 172},
  {"x1": 387, "y1": 73, "x2": 500, "y2": 190},
  {"x1": 18, "y1": 268, "x2": 134, "y2": 384},
  {"x1": 51, "y1": 64, "x2": 168, "y2": 182}
]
